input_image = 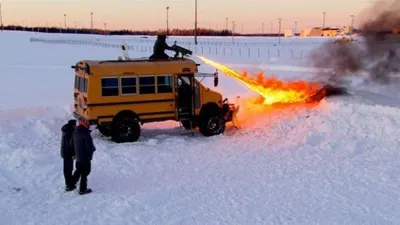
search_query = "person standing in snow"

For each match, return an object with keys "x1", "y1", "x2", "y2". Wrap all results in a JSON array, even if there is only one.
[
  {"x1": 71, "y1": 118, "x2": 96, "y2": 195},
  {"x1": 60, "y1": 119, "x2": 77, "y2": 191}
]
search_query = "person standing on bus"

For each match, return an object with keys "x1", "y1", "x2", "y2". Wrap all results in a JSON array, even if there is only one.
[{"x1": 150, "y1": 34, "x2": 174, "y2": 60}]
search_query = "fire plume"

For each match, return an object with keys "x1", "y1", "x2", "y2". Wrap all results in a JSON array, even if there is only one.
[{"x1": 197, "y1": 56, "x2": 323, "y2": 106}]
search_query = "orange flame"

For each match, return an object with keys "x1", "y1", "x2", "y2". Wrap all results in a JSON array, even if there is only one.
[{"x1": 197, "y1": 56, "x2": 323, "y2": 106}]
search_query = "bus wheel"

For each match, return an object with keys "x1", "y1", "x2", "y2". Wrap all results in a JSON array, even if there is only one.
[
  {"x1": 111, "y1": 112, "x2": 141, "y2": 143},
  {"x1": 97, "y1": 125, "x2": 112, "y2": 137},
  {"x1": 199, "y1": 104, "x2": 226, "y2": 137}
]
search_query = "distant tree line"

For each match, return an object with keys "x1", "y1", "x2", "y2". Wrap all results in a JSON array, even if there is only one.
[{"x1": 0, "y1": 25, "x2": 284, "y2": 37}]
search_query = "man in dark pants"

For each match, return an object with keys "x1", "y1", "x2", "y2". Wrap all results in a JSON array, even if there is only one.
[
  {"x1": 71, "y1": 118, "x2": 96, "y2": 195},
  {"x1": 60, "y1": 119, "x2": 77, "y2": 191},
  {"x1": 149, "y1": 34, "x2": 174, "y2": 60}
]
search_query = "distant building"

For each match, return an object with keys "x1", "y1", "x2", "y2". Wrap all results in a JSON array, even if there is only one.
[
  {"x1": 284, "y1": 28, "x2": 294, "y2": 37},
  {"x1": 322, "y1": 27, "x2": 340, "y2": 36},
  {"x1": 299, "y1": 26, "x2": 357, "y2": 37},
  {"x1": 300, "y1": 27, "x2": 322, "y2": 37},
  {"x1": 341, "y1": 26, "x2": 352, "y2": 35},
  {"x1": 393, "y1": 25, "x2": 400, "y2": 34}
]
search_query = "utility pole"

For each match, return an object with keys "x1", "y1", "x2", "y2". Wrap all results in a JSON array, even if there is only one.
[
  {"x1": 64, "y1": 14, "x2": 67, "y2": 29},
  {"x1": 0, "y1": 3, "x2": 3, "y2": 32},
  {"x1": 241, "y1": 24, "x2": 243, "y2": 34},
  {"x1": 90, "y1": 12, "x2": 93, "y2": 33},
  {"x1": 322, "y1": 12, "x2": 326, "y2": 29},
  {"x1": 294, "y1": 21, "x2": 298, "y2": 36},
  {"x1": 74, "y1": 21, "x2": 77, "y2": 33},
  {"x1": 350, "y1": 15, "x2": 354, "y2": 36},
  {"x1": 194, "y1": 0, "x2": 198, "y2": 45},
  {"x1": 166, "y1": 6, "x2": 169, "y2": 36},
  {"x1": 278, "y1": 18, "x2": 282, "y2": 44},
  {"x1": 225, "y1": 17, "x2": 228, "y2": 30}
]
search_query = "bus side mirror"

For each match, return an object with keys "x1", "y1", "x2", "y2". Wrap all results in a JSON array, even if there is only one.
[{"x1": 213, "y1": 70, "x2": 219, "y2": 87}]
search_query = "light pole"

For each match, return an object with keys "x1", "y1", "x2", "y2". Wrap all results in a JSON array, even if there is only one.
[
  {"x1": 231, "y1": 21, "x2": 235, "y2": 43},
  {"x1": 278, "y1": 18, "x2": 282, "y2": 44},
  {"x1": 225, "y1": 17, "x2": 228, "y2": 30},
  {"x1": 103, "y1": 22, "x2": 107, "y2": 39},
  {"x1": 64, "y1": 14, "x2": 67, "y2": 29},
  {"x1": 294, "y1": 21, "x2": 297, "y2": 35},
  {"x1": 74, "y1": 21, "x2": 77, "y2": 33},
  {"x1": 166, "y1": 6, "x2": 169, "y2": 36},
  {"x1": 262, "y1": 22, "x2": 264, "y2": 35},
  {"x1": 270, "y1": 22, "x2": 273, "y2": 34},
  {"x1": 0, "y1": 3, "x2": 3, "y2": 32},
  {"x1": 90, "y1": 12, "x2": 93, "y2": 33},
  {"x1": 350, "y1": 15, "x2": 354, "y2": 36},
  {"x1": 322, "y1": 12, "x2": 326, "y2": 29},
  {"x1": 194, "y1": 0, "x2": 198, "y2": 45}
]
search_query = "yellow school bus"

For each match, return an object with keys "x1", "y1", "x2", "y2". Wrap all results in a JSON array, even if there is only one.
[{"x1": 72, "y1": 45, "x2": 239, "y2": 143}]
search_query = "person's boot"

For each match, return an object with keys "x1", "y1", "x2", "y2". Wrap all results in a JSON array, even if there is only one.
[
  {"x1": 78, "y1": 188, "x2": 92, "y2": 195},
  {"x1": 65, "y1": 185, "x2": 76, "y2": 192}
]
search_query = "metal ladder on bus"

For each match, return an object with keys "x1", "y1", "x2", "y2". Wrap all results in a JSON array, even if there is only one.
[{"x1": 178, "y1": 107, "x2": 195, "y2": 136}]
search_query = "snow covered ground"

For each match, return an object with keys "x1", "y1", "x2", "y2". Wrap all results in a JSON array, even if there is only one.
[{"x1": 0, "y1": 31, "x2": 399, "y2": 225}]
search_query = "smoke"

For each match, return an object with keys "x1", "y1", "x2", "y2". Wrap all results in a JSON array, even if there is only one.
[{"x1": 309, "y1": 0, "x2": 400, "y2": 84}]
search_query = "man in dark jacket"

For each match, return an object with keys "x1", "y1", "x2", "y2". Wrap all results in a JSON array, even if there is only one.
[
  {"x1": 71, "y1": 118, "x2": 96, "y2": 195},
  {"x1": 149, "y1": 34, "x2": 174, "y2": 60},
  {"x1": 60, "y1": 119, "x2": 76, "y2": 191}
]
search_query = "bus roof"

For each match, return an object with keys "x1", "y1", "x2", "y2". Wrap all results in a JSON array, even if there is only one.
[{"x1": 76, "y1": 57, "x2": 199, "y2": 76}]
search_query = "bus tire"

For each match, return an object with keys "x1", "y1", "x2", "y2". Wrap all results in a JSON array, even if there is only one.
[
  {"x1": 198, "y1": 103, "x2": 226, "y2": 137},
  {"x1": 111, "y1": 111, "x2": 141, "y2": 143}
]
